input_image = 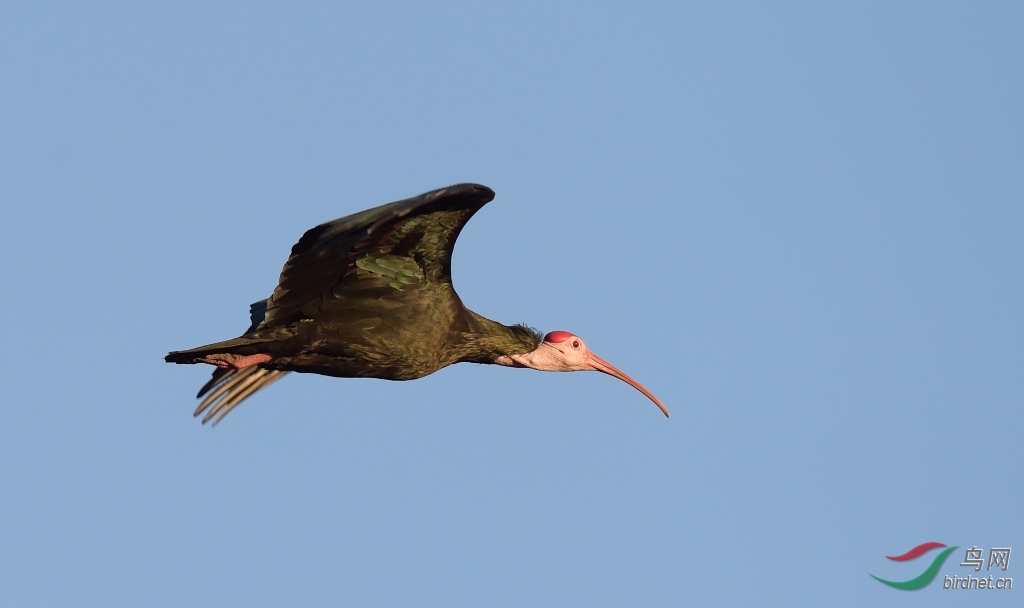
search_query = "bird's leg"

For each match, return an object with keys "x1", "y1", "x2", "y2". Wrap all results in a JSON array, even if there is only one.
[{"x1": 200, "y1": 353, "x2": 275, "y2": 369}]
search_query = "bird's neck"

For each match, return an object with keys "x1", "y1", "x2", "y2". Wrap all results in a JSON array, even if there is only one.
[{"x1": 451, "y1": 311, "x2": 542, "y2": 365}]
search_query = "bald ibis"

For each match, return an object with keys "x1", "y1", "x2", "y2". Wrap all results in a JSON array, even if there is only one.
[{"x1": 166, "y1": 184, "x2": 668, "y2": 424}]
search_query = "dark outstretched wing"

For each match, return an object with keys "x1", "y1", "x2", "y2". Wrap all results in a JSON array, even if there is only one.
[
  {"x1": 193, "y1": 366, "x2": 288, "y2": 426},
  {"x1": 258, "y1": 183, "x2": 495, "y2": 329}
]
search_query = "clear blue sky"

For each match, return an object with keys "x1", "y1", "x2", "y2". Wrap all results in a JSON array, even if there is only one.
[{"x1": 1, "y1": 3, "x2": 1021, "y2": 606}]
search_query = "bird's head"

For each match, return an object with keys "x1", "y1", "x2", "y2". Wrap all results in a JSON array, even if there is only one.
[{"x1": 496, "y1": 330, "x2": 669, "y2": 417}]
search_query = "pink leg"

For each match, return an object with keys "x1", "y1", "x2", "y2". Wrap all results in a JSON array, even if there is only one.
[{"x1": 202, "y1": 352, "x2": 275, "y2": 369}]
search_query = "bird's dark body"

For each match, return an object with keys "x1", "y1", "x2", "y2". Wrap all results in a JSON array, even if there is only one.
[
  {"x1": 244, "y1": 298, "x2": 524, "y2": 381},
  {"x1": 167, "y1": 184, "x2": 541, "y2": 421}
]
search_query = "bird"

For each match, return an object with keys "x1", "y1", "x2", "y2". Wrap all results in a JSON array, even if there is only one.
[{"x1": 166, "y1": 184, "x2": 668, "y2": 425}]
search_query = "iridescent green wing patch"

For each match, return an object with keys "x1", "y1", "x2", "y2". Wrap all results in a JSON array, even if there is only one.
[{"x1": 355, "y1": 255, "x2": 425, "y2": 291}]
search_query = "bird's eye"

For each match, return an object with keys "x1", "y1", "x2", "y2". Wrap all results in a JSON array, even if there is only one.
[{"x1": 572, "y1": 340, "x2": 581, "y2": 349}]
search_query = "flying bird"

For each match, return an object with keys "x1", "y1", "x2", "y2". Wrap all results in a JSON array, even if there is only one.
[{"x1": 166, "y1": 184, "x2": 668, "y2": 424}]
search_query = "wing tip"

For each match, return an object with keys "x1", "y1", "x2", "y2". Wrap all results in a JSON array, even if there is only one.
[
  {"x1": 191, "y1": 367, "x2": 289, "y2": 425},
  {"x1": 440, "y1": 183, "x2": 495, "y2": 203}
]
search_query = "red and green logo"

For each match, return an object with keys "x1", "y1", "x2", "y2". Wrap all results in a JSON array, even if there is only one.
[{"x1": 870, "y1": 542, "x2": 958, "y2": 590}]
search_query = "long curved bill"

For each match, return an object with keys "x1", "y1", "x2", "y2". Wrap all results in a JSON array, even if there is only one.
[{"x1": 586, "y1": 352, "x2": 670, "y2": 418}]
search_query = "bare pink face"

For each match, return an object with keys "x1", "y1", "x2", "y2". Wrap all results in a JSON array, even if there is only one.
[
  {"x1": 539, "y1": 331, "x2": 590, "y2": 369},
  {"x1": 499, "y1": 330, "x2": 669, "y2": 417}
]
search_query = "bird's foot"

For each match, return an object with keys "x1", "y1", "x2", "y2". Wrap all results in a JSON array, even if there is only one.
[{"x1": 201, "y1": 352, "x2": 275, "y2": 369}]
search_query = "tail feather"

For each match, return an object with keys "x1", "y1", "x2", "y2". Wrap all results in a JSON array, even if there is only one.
[
  {"x1": 165, "y1": 335, "x2": 274, "y2": 364},
  {"x1": 193, "y1": 366, "x2": 288, "y2": 425},
  {"x1": 197, "y1": 367, "x2": 233, "y2": 398},
  {"x1": 173, "y1": 298, "x2": 286, "y2": 424}
]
